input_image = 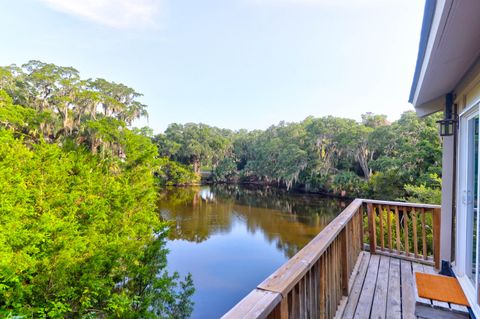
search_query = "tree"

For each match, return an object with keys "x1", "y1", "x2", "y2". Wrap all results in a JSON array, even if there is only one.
[{"x1": 0, "y1": 61, "x2": 195, "y2": 318}]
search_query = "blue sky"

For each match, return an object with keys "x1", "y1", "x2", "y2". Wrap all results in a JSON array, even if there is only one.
[{"x1": 0, "y1": 0, "x2": 424, "y2": 132}]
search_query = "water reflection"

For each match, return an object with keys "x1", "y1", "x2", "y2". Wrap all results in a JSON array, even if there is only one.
[{"x1": 159, "y1": 185, "x2": 347, "y2": 318}]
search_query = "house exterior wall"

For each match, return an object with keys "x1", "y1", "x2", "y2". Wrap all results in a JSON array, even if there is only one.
[
  {"x1": 436, "y1": 57, "x2": 480, "y2": 266},
  {"x1": 440, "y1": 135, "x2": 454, "y2": 263}
]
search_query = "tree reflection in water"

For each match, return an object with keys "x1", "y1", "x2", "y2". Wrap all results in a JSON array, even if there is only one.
[{"x1": 159, "y1": 185, "x2": 347, "y2": 258}]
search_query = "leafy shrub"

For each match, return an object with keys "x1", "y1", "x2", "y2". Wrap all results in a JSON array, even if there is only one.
[
  {"x1": 212, "y1": 158, "x2": 238, "y2": 183},
  {"x1": 156, "y1": 157, "x2": 200, "y2": 186},
  {"x1": 330, "y1": 170, "x2": 367, "y2": 197},
  {"x1": 0, "y1": 130, "x2": 194, "y2": 318}
]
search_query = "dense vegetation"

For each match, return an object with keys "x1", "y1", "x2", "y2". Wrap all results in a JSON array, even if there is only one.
[
  {"x1": 154, "y1": 113, "x2": 443, "y2": 203},
  {"x1": 0, "y1": 61, "x2": 194, "y2": 318},
  {"x1": 0, "y1": 59, "x2": 443, "y2": 317}
]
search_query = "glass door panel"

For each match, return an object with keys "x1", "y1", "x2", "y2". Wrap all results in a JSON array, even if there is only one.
[{"x1": 465, "y1": 115, "x2": 479, "y2": 285}]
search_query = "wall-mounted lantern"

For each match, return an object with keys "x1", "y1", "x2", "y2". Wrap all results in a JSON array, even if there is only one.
[
  {"x1": 436, "y1": 117, "x2": 456, "y2": 136},
  {"x1": 437, "y1": 93, "x2": 457, "y2": 137}
]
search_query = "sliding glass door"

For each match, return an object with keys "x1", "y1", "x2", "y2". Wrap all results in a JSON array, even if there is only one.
[{"x1": 458, "y1": 104, "x2": 480, "y2": 303}]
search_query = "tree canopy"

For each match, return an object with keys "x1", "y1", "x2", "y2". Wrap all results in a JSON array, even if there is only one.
[
  {"x1": 155, "y1": 112, "x2": 442, "y2": 203},
  {"x1": 0, "y1": 61, "x2": 194, "y2": 318}
]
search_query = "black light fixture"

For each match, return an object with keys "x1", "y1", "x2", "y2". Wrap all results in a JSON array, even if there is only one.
[
  {"x1": 437, "y1": 118, "x2": 456, "y2": 136},
  {"x1": 437, "y1": 93, "x2": 457, "y2": 137}
]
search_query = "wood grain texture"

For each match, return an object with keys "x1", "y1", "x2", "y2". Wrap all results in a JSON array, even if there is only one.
[{"x1": 386, "y1": 257, "x2": 401, "y2": 319}]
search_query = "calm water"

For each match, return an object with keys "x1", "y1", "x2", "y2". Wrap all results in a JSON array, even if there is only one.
[{"x1": 159, "y1": 185, "x2": 348, "y2": 318}]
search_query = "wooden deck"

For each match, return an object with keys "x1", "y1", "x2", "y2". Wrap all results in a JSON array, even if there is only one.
[
  {"x1": 222, "y1": 199, "x2": 446, "y2": 319},
  {"x1": 341, "y1": 252, "x2": 469, "y2": 319}
]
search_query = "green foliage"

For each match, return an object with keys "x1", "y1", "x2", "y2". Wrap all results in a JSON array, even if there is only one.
[
  {"x1": 331, "y1": 171, "x2": 367, "y2": 197},
  {"x1": 157, "y1": 111, "x2": 442, "y2": 199},
  {"x1": 157, "y1": 157, "x2": 200, "y2": 186},
  {"x1": 212, "y1": 157, "x2": 238, "y2": 183},
  {"x1": 404, "y1": 174, "x2": 442, "y2": 204},
  {"x1": 0, "y1": 61, "x2": 194, "y2": 318},
  {"x1": 155, "y1": 123, "x2": 232, "y2": 174}
]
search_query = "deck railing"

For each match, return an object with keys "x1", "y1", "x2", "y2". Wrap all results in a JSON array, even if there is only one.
[
  {"x1": 222, "y1": 199, "x2": 441, "y2": 319},
  {"x1": 363, "y1": 199, "x2": 441, "y2": 269}
]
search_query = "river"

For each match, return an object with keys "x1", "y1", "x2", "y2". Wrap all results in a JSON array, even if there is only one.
[{"x1": 159, "y1": 185, "x2": 348, "y2": 318}]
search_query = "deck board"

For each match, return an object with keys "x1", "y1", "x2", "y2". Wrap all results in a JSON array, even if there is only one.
[
  {"x1": 342, "y1": 253, "x2": 371, "y2": 319},
  {"x1": 400, "y1": 259, "x2": 416, "y2": 319},
  {"x1": 353, "y1": 254, "x2": 380, "y2": 318},
  {"x1": 371, "y1": 255, "x2": 390, "y2": 319},
  {"x1": 386, "y1": 257, "x2": 401, "y2": 319},
  {"x1": 341, "y1": 253, "x2": 456, "y2": 319}
]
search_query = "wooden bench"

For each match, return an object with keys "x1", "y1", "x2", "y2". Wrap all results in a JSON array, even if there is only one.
[{"x1": 413, "y1": 270, "x2": 470, "y2": 319}]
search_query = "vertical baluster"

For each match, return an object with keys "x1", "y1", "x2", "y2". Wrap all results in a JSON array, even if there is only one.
[
  {"x1": 421, "y1": 208, "x2": 427, "y2": 259},
  {"x1": 386, "y1": 205, "x2": 392, "y2": 252},
  {"x1": 331, "y1": 244, "x2": 335, "y2": 318},
  {"x1": 341, "y1": 227, "x2": 348, "y2": 296},
  {"x1": 359, "y1": 205, "x2": 365, "y2": 252},
  {"x1": 367, "y1": 203, "x2": 376, "y2": 254},
  {"x1": 337, "y1": 238, "x2": 341, "y2": 305},
  {"x1": 412, "y1": 208, "x2": 418, "y2": 258},
  {"x1": 433, "y1": 208, "x2": 441, "y2": 270},
  {"x1": 395, "y1": 206, "x2": 401, "y2": 253},
  {"x1": 310, "y1": 268, "x2": 314, "y2": 319},
  {"x1": 320, "y1": 254, "x2": 325, "y2": 319},
  {"x1": 332, "y1": 237, "x2": 339, "y2": 315},
  {"x1": 288, "y1": 290, "x2": 293, "y2": 319},
  {"x1": 327, "y1": 246, "x2": 331, "y2": 318},
  {"x1": 379, "y1": 205, "x2": 384, "y2": 250},
  {"x1": 403, "y1": 208, "x2": 410, "y2": 257},
  {"x1": 313, "y1": 262, "x2": 318, "y2": 319},
  {"x1": 292, "y1": 283, "x2": 299, "y2": 318}
]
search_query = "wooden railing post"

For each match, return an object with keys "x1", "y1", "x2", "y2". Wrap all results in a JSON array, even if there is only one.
[
  {"x1": 433, "y1": 207, "x2": 441, "y2": 270},
  {"x1": 367, "y1": 203, "x2": 376, "y2": 254}
]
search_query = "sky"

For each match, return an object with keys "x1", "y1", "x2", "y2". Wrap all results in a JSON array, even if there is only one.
[{"x1": 0, "y1": 0, "x2": 425, "y2": 133}]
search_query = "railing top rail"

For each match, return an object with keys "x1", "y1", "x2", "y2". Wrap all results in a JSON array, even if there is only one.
[
  {"x1": 256, "y1": 198, "x2": 363, "y2": 296},
  {"x1": 222, "y1": 289, "x2": 281, "y2": 319},
  {"x1": 360, "y1": 199, "x2": 441, "y2": 209}
]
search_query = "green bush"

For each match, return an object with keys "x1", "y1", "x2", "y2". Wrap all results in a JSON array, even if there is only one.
[
  {"x1": 156, "y1": 157, "x2": 200, "y2": 186},
  {"x1": 330, "y1": 171, "x2": 367, "y2": 197},
  {"x1": 212, "y1": 158, "x2": 238, "y2": 183},
  {"x1": 0, "y1": 130, "x2": 194, "y2": 318}
]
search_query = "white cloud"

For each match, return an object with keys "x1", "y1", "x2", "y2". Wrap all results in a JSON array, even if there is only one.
[{"x1": 39, "y1": 0, "x2": 165, "y2": 29}]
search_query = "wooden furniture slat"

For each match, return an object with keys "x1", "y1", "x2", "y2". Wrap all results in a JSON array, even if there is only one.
[
  {"x1": 423, "y1": 265, "x2": 450, "y2": 308},
  {"x1": 386, "y1": 257, "x2": 401, "y2": 319},
  {"x1": 370, "y1": 255, "x2": 390, "y2": 319},
  {"x1": 354, "y1": 254, "x2": 380, "y2": 318}
]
